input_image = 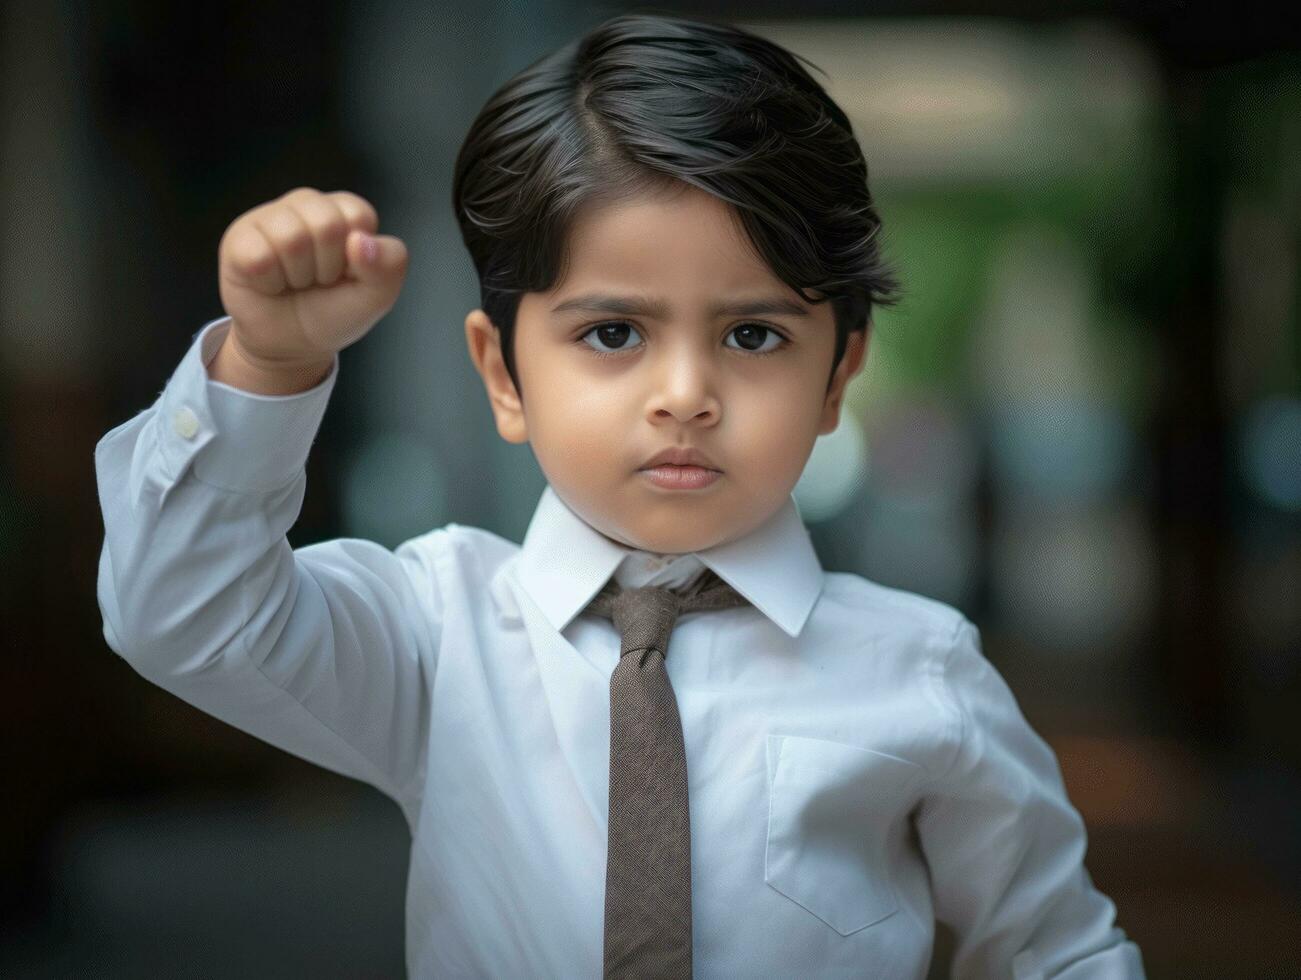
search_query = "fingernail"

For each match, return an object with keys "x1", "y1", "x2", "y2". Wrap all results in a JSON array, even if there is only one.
[{"x1": 360, "y1": 233, "x2": 379, "y2": 264}]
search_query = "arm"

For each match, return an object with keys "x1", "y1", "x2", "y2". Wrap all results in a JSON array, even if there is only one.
[
  {"x1": 95, "y1": 315, "x2": 437, "y2": 823},
  {"x1": 914, "y1": 618, "x2": 1146, "y2": 979}
]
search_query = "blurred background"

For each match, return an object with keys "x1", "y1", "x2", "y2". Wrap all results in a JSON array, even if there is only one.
[{"x1": 2, "y1": 0, "x2": 1298, "y2": 976}]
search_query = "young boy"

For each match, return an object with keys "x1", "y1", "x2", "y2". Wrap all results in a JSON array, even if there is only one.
[{"x1": 94, "y1": 12, "x2": 1146, "y2": 979}]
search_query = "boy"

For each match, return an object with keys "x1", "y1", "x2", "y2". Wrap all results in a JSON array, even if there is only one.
[{"x1": 94, "y1": 12, "x2": 1146, "y2": 978}]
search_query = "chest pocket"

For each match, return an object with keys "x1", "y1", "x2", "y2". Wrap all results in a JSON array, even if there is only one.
[{"x1": 765, "y1": 733, "x2": 925, "y2": 936}]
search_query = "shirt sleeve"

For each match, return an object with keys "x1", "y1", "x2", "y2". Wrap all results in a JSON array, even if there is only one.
[
  {"x1": 915, "y1": 617, "x2": 1146, "y2": 979},
  {"x1": 94, "y1": 315, "x2": 437, "y2": 823}
]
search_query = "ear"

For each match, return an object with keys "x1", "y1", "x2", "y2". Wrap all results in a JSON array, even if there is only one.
[
  {"x1": 464, "y1": 308, "x2": 528, "y2": 444},
  {"x1": 818, "y1": 329, "x2": 869, "y2": 435}
]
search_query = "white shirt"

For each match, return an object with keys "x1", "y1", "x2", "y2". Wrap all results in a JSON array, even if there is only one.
[{"x1": 94, "y1": 315, "x2": 1146, "y2": 979}]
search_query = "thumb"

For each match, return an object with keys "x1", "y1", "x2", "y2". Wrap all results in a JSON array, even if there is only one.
[{"x1": 345, "y1": 228, "x2": 408, "y2": 286}]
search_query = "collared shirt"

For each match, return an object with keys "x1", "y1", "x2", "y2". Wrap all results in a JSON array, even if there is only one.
[{"x1": 94, "y1": 315, "x2": 1146, "y2": 979}]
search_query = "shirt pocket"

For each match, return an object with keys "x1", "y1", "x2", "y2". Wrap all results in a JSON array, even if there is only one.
[{"x1": 765, "y1": 733, "x2": 925, "y2": 936}]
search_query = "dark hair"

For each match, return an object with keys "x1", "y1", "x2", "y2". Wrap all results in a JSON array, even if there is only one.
[{"x1": 451, "y1": 10, "x2": 904, "y2": 399}]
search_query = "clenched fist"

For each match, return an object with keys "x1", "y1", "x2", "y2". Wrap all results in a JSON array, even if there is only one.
[{"x1": 217, "y1": 187, "x2": 408, "y2": 371}]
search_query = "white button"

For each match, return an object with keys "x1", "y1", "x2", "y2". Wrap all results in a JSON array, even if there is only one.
[{"x1": 173, "y1": 406, "x2": 200, "y2": 440}]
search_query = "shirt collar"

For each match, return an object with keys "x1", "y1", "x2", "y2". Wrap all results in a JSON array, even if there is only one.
[{"x1": 514, "y1": 484, "x2": 824, "y2": 638}]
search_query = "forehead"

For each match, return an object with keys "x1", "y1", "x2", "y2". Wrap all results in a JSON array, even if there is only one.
[{"x1": 551, "y1": 186, "x2": 786, "y2": 299}]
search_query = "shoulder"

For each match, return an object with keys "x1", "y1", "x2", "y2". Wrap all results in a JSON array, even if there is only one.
[
  {"x1": 807, "y1": 572, "x2": 975, "y2": 777},
  {"x1": 817, "y1": 569, "x2": 968, "y2": 647},
  {"x1": 398, "y1": 521, "x2": 520, "y2": 582},
  {"x1": 382, "y1": 521, "x2": 524, "y2": 630}
]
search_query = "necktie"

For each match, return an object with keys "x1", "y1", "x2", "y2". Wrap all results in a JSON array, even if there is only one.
[{"x1": 584, "y1": 566, "x2": 752, "y2": 979}]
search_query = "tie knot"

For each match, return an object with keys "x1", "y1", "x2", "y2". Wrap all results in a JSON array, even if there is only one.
[{"x1": 584, "y1": 568, "x2": 750, "y2": 661}]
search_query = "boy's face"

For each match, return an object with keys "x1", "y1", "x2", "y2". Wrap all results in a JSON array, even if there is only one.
[{"x1": 465, "y1": 184, "x2": 867, "y2": 555}]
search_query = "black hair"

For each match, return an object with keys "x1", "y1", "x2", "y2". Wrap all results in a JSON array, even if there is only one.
[{"x1": 451, "y1": 10, "x2": 904, "y2": 399}]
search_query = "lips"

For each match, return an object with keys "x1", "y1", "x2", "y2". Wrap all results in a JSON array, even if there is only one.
[
  {"x1": 639, "y1": 447, "x2": 721, "y2": 471},
  {"x1": 640, "y1": 464, "x2": 722, "y2": 490}
]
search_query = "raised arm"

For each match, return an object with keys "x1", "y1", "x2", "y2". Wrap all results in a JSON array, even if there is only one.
[{"x1": 94, "y1": 189, "x2": 437, "y2": 822}]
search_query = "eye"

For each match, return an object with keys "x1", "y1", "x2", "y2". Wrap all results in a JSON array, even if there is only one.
[
  {"x1": 580, "y1": 321, "x2": 643, "y2": 357},
  {"x1": 724, "y1": 322, "x2": 787, "y2": 355},
  {"x1": 577, "y1": 321, "x2": 789, "y2": 358}
]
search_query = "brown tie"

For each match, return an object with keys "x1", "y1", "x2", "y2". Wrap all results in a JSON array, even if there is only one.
[{"x1": 584, "y1": 566, "x2": 752, "y2": 979}]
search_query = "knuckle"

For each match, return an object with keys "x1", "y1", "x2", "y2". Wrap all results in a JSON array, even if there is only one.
[
  {"x1": 220, "y1": 216, "x2": 253, "y2": 246},
  {"x1": 231, "y1": 244, "x2": 273, "y2": 275},
  {"x1": 221, "y1": 227, "x2": 270, "y2": 271},
  {"x1": 313, "y1": 214, "x2": 349, "y2": 244},
  {"x1": 280, "y1": 229, "x2": 313, "y2": 253},
  {"x1": 329, "y1": 189, "x2": 366, "y2": 207},
  {"x1": 331, "y1": 190, "x2": 378, "y2": 224},
  {"x1": 262, "y1": 213, "x2": 311, "y2": 251}
]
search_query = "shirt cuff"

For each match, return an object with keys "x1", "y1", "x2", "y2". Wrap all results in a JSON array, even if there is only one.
[{"x1": 156, "y1": 315, "x2": 339, "y2": 493}]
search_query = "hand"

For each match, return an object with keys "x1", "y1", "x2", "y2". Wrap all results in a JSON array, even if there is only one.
[{"x1": 217, "y1": 187, "x2": 408, "y2": 369}]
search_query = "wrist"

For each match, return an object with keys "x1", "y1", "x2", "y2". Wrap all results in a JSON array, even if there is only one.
[{"x1": 209, "y1": 327, "x2": 334, "y2": 396}]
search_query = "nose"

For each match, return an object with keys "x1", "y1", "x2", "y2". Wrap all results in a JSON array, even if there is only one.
[{"x1": 646, "y1": 348, "x2": 721, "y2": 424}]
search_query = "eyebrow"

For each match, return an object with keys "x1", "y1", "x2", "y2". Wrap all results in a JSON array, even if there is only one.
[{"x1": 549, "y1": 293, "x2": 811, "y2": 319}]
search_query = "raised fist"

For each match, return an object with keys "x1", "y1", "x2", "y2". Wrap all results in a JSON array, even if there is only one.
[{"x1": 217, "y1": 187, "x2": 408, "y2": 368}]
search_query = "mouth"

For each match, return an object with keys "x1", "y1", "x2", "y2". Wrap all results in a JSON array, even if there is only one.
[
  {"x1": 639, "y1": 447, "x2": 722, "y2": 471},
  {"x1": 638, "y1": 464, "x2": 723, "y2": 490}
]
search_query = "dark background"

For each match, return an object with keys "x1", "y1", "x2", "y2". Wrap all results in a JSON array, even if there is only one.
[{"x1": 2, "y1": 0, "x2": 1299, "y2": 976}]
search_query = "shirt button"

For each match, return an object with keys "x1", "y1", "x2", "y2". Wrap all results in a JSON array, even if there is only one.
[{"x1": 173, "y1": 406, "x2": 200, "y2": 440}]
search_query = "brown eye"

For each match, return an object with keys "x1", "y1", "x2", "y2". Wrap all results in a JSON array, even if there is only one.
[
  {"x1": 580, "y1": 322, "x2": 641, "y2": 356},
  {"x1": 725, "y1": 323, "x2": 786, "y2": 354}
]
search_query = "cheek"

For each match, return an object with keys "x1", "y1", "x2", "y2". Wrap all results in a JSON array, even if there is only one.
[
  {"x1": 730, "y1": 379, "x2": 822, "y2": 453},
  {"x1": 530, "y1": 385, "x2": 619, "y2": 465}
]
